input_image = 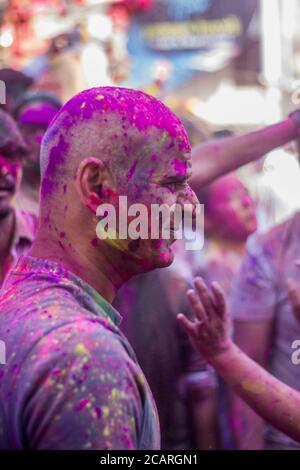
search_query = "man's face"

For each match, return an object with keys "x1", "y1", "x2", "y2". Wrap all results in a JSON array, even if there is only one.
[
  {"x1": 0, "y1": 150, "x2": 22, "y2": 219},
  {"x1": 207, "y1": 175, "x2": 257, "y2": 242},
  {"x1": 107, "y1": 129, "x2": 198, "y2": 272},
  {"x1": 18, "y1": 101, "x2": 59, "y2": 175}
]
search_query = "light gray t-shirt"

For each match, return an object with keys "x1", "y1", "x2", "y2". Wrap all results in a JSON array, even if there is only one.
[{"x1": 230, "y1": 212, "x2": 300, "y2": 449}]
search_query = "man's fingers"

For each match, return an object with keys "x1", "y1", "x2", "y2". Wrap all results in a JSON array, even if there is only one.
[
  {"x1": 177, "y1": 313, "x2": 199, "y2": 338},
  {"x1": 211, "y1": 281, "x2": 226, "y2": 317},
  {"x1": 187, "y1": 288, "x2": 207, "y2": 323},
  {"x1": 194, "y1": 277, "x2": 214, "y2": 316},
  {"x1": 287, "y1": 279, "x2": 300, "y2": 322},
  {"x1": 288, "y1": 279, "x2": 299, "y2": 304}
]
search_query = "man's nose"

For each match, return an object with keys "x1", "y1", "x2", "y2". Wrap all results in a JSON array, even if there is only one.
[{"x1": 242, "y1": 195, "x2": 253, "y2": 208}]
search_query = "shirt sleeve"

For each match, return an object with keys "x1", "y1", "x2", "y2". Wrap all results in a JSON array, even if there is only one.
[
  {"x1": 229, "y1": 231, "x2": 278, "y2": 322},
  {"x1": 18, "y1": 319, "x2": 146, "y2": 450}
]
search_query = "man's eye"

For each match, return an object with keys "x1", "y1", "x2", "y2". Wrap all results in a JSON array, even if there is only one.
[{"x1": 165, "y1": 181, "x2": 186, "y2": 191}]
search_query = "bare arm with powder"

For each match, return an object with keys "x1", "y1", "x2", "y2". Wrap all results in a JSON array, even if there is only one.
[
  {"x1": 191, "y1": 117, "x2": 299, "y2": 188},
  {"x1": 177, "y1": 278, "x2": 300, "y2": 444}
]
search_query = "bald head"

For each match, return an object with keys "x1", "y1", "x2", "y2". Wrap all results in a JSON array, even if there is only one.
[{"x1": 40, "y1": 87, "x2": 190, "y2": 199}]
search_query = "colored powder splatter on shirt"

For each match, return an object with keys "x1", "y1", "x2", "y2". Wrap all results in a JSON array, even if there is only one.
[{"x1": 0, "y1": 256, "x2": 160, "y2": 450}]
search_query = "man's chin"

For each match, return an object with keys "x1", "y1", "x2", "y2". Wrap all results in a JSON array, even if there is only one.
[{"x1": 152, "y1": 244, "x2": 175, "y2": 269}]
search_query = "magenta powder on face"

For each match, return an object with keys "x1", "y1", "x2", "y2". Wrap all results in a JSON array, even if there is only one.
[{"x1": 172, "y1": 158, "x2": 187, "y2": 176}]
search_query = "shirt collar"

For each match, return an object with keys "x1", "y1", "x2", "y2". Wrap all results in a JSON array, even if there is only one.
[{"x1": 11, "y1": 255, "x2": 122, "y2": 327}]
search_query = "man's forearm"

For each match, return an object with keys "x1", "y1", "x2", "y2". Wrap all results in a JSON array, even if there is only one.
[
  {"x1": 231, "y1": 392, "x2": 265, "y2": 449},
  {"x1": 191, "y1": 117, "x2": 298, "y2": 188},
  {"x1": 208, "y1": 342, "x2": 300, "y2": 444},
  {"x1": 188, "y1": 386, "x2": 220, "y2": 450}
]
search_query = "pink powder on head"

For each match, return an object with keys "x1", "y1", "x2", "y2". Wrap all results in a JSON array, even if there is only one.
[
  {"x1": 41, "y1": 135, "x2": 69, "y2": 197},
  {"x1": 53, "y1": 87, "x2": 191, "y2": 152}
]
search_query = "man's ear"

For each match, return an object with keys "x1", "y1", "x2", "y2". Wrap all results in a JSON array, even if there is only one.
[{"x1": 75, "y1": 158, "x2": 114, "y2": 214}]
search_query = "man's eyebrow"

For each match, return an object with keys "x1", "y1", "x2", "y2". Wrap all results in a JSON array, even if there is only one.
[{"x1": 164, "y1": 171, "x2": 191, "y2": 182}]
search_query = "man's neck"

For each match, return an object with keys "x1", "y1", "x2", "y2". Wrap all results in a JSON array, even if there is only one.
[
  {"x1": 0, "y1": 210, "x2": 15, "y2": 264},
  {"x1": 28, "y1": 232, "x2": 132, "y2": 305}
]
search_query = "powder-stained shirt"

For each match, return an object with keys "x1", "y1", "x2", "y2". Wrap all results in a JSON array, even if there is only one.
[
  {"x1": 230, "y1": 212, "x2": 300, "y2": 449},
  {"x1": 0, "y1": 256, "x2": 160, "y2": 450},
  {"x1": 1, "y1": 209, "x2": 37, "y2": 286}
]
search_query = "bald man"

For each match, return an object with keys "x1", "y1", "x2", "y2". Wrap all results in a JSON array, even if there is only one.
[{"x1": 0, "y1": 87, "x2": 197, "y2": 450}]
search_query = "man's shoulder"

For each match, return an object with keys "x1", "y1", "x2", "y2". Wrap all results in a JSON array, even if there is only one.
[
  {"x1": 33, "y1": 314, "x2": 128, "y2": 360},
  {"x1": 247, "y1": 213, "x2": 300, "y2": 258},
  {"x1": 0, "y1": 284, "x2": 126, "y2": 360}
]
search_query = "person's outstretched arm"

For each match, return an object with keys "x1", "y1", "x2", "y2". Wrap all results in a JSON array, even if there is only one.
[
  {"x1": 177, "y1": 278, "x2": 300, "y2": 444},
  {"x1": 191, "y1": 116, "x2": 300, "y2": 188}
]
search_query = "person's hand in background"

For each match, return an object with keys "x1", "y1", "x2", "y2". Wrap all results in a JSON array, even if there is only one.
[
  {"x1": 287, "y1": 261, "x2": 300, "y2": 323},
  {"x1": 178, "y1": 276, "x2": 300, "y2": 444},
  {"x1": 177, "y1": 277, "x2": 231, "y2": 360}
]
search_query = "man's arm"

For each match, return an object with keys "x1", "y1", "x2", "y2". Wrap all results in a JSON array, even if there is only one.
[
  {"x1": 177, "y1": 278, "x2": 300, "y2": 444},
  {"x1": 227, "y1": 230, "x2": 278, "y2": 449},
  {"x1": 231, "y1": 320, "x2": 273, "y2": 449},
  {"x1": 187, "y1": 383, "x2": 219, "y2": 450},
  {"x1": 191, "y1": 117, "x2": 299, "y2": 188},
  {"x1": 173, "y1": 274, "x2": 219, "y2": 449}
]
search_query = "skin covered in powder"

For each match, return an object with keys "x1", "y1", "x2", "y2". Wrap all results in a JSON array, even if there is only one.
[
  {"x1": 203, "y1": 173, "x2": 257, "y2": 242},
  {"x1": 33, "y1": 87, "x2": 198, "y2": 301}
]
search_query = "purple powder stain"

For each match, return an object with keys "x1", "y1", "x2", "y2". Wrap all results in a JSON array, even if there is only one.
[
  {"x1": 91, "y1": 238, "x2": 98, "y2": 247},
  {"x1": 54, "y1": 87, "x2": 191, "y2": 152},
  {"x1": 41, "y1": 135, "x2": 69, "y2": 198},
  {"x1": 75, "y1": 398, "x2": 90, "y2": 412},
  {"x1": 59, "y1": 232, "x2": 66, "y2": 238},
  {"x1": 126, "y1": 159, "x2": 138, "y2": 181},
  {"x1": 94, "y1": 406, "x2": 102, "y2": 419},
  {"x1": 58, "y1": 240, "x2": 65, "y2": 251},
  {"x1": 173, "y1": 159, "x2": 187, "y2": 176}
]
